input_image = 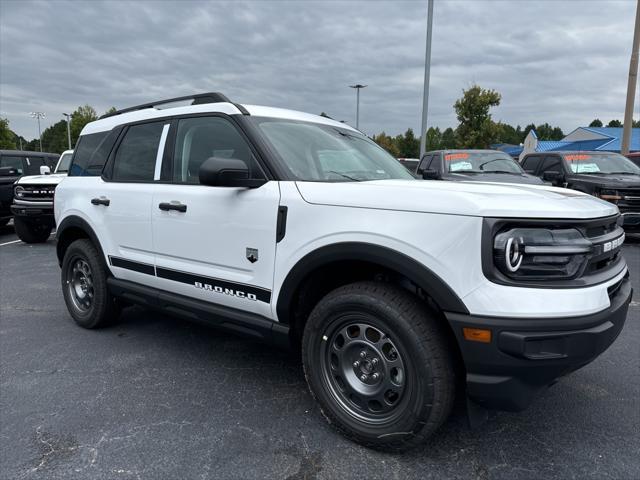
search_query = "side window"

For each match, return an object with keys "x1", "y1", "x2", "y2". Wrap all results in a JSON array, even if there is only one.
[
  {"x1": 172, "y1": 116, "x2": 263, "y2": 184},
  {"x1": 69, "y1": 132, "x2": 108, "y2": 176},
  {"x1": 521, "y1": 155, "x2": 542, "y2": 174},
  {"x1": 429, "y1": 153, "x2": 442, "y2": 172},
  {"x1": 539, "y1": 155, "x2": 562, "y2": 174},
  {"x1": 417, "y1": 155, "x2": 432, "y2": 173},
  {"x1": 0, "y1": 156, "x2": 25, "y2": 174},
  {"x1": 112, "y1": 122, "x2": 165, "y2": 182}
]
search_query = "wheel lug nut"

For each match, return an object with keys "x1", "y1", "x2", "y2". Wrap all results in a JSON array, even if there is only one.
[
  {"x1": 372, "y1": 373, "x2": 380, "y2": 380},
  {"x1": 360, "y1": 351, "x2": 367, "y2": 358},
  {"x1": 371, "y1": 358, "x2": 379, "y2": 366},
  {"x1": 353, "y1": 360, "x2": 360, "y2": 368},
  {"x1": 360, "y1": 374, "x2": 368, "y2": 382}
]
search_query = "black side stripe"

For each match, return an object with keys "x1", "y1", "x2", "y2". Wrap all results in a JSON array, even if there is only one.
[
  {"x1": 109, "y1": 256, "x2": 155, "y2": 276},
  {"x1": 108, "y1": 256, "x2": 271, "y2": 303}
]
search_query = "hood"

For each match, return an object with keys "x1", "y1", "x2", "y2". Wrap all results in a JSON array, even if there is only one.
[
  {"x1": 295, "y1": 179, "x2": 618, "y2": 219},
  {"x1": 446, "y1": 172, "x2": 544, "y2": 185},
  {"x1": 570, "y1": 173, "x2": 640, "y2": 188},
  {"x1": 15, "y1": 173, "x2": 67, "y2": 185}
]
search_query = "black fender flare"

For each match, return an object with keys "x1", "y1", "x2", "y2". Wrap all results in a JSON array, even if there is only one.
[
  {"x1": 56, "y1": 215, "x2": 107, "y2": 268},
  {"x1": 275, "y1": 242, "x2": 469, "y2": 324}
]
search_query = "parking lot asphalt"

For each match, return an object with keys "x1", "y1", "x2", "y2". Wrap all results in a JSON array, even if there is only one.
[{"x1": 0, "y1": 223, "x2": 638, "y2": 480}]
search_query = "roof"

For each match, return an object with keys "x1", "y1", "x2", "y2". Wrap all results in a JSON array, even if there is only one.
[
  {"x1": 579, "y1": 127, "x2": 640, "y2": 152},
  {"x1": 82, "y1": 99, "x2": 359, "y2": 136},
  {"x1": 0, "y1": 150, "x2": 59, "y2": 156}
]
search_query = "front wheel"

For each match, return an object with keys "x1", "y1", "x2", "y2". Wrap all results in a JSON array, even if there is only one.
[
  {"x1": 61, "y1": 239, "x2": 120, "y2": 328},
  {"x1": 14, "y1": 216, "x2": 52, "y2": 243},
  {"x1": 302, "y1": 281, "x2": 455, "y2": 451}
]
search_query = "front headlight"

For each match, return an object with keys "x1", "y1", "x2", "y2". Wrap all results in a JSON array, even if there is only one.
[
  {"x1": 493, "y1": 228, "x2": 592, "y2": 280},
  {"x1": 14, "y1": 185, "x2": 25, "y2": 198},
  {"x1": 597, "y1": 189, "x2": 622, "y2": 202}
]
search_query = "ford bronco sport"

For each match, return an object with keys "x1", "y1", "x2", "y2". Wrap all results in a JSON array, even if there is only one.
[
  {"x1": 12, "y1": 149, "x2": 73, "y2": 243},
  {"x1": 54, "y1": 93, "x2": 632, "y2": 451}
]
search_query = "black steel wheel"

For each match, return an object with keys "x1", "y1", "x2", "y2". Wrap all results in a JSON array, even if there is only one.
[
  {"x1": 302, "y1": 281, "x2": 455, "y2": 451},
  {"x1": 61, "y1": 239, "x2": 120, "y2": 329},
  {"x1": 321, "y1": 319, "x2": 408, "y2": 424}
]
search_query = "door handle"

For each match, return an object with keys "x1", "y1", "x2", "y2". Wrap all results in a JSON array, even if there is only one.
[
  {"x1": 91, "y1": 197, "x2": 110, "y2": 206},
  {"x1": 158, "y1": 202, "x2": 187, "y2": 213}
]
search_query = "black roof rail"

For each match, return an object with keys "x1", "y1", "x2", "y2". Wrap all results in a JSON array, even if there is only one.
[{"x1": 99, "y1": 92, "x2": 238, "y2": 119}]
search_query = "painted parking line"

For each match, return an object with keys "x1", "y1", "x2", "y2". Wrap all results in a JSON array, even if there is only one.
[{"x1": 0, "y1": 239, "x2": 20, "y2": 246}]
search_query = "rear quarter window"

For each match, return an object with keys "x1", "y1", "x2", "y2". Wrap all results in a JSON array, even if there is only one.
[{"x1": 69, "y1": 129, "x2": 120, "y2": 176}]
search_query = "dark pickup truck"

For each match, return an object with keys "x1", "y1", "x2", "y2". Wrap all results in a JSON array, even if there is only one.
[
  {"x1": 521, "y1": 151, "x2": 640, "y2": 233},
  {"x1": 0, "y1": 150, "x2": 59, "y2": 226}
]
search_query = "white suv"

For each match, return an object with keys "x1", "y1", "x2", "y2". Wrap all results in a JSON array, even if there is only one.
[{"x1": 54, "y1": 93, "x2": 632, "y2": 451}]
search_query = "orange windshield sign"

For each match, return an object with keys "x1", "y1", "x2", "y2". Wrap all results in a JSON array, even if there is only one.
[
  {"x1": 445, "y1": 153, "x2": 469, "y2": 161},
  {"x1": 565, "y1": 154, "x2": 591, "y2": 161}
]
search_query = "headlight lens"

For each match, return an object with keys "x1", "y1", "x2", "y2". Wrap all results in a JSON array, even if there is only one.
[
  {"x1": 493, "y1": 228, "x2": 592, "y2": 280},
  {"x1": 597, "y1": 189, "x2": 621, "y2": 202},
  {"x1": 14, "y1": 186, "x2": 25, "y2": 198}
]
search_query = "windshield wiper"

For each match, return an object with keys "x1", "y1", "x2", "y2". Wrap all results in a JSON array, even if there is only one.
[
  {"x1": 327, "y1": 170, "x2": 361, "y2": 181},
  {"x1": 483, "y1": 170, "x2": 520, "y2": 174},
  {"x1": 451, "y1": 170, "x2": 483, "y2": 174},
  {"x1": 606, "y1": 171, "x2": 638, "y2": 175}
]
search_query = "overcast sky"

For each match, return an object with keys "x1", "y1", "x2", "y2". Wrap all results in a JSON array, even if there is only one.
[{"x1": 0, "y1": 0, "x2": 636, "y2": 141}]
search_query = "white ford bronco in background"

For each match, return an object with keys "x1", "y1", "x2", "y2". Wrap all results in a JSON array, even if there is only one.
[
  {"x1": 54, "y1": 93, "x2": 632, "y2": 451},
  {"x1": 12, "y1": 149, "x2": 73, "y2": 243}
]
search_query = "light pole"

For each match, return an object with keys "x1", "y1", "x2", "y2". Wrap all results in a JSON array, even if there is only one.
[
  {"x1": 622, "y1": 0, "x2": 640, "y2": 155},
  {"x1": 419, "y1": 0, "x2": 435, "y2": 159},
  {"x1": 349, "y1": 84, "x2": 367, "y2": 130},
  {"x1": 30, "y1": 111, "x2": 45, "y2": 152},
  {"x1": 62, "y1": 113, "x2": 72, "y2": 150}
]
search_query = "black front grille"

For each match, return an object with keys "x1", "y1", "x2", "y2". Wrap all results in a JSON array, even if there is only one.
[
  {"x1": 581, "y1": 217, "x2": 625, "y2": 276},
  {"x1": 17, "y1": 184, "x2": 56, "y2": 202},
  {"x1": 619, "y1": 188, "x2": 640, "y2": 206}
]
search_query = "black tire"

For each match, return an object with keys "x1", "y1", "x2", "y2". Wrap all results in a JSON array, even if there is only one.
[
  {"x1": 302, "y1": 281, "x2": 455, "y2": 451},
  {"x1": 14, "y1": 216, "x2": 52, "y2": 243},
  {"x1": 0, "y1": 218, "x2": 9, "y2": 228},
  {"x1": 61, "y1": 239, "x2": 120, "y2": 328}
]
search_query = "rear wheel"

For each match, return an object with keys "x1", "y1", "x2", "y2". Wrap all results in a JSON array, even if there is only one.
[
  {"x1": 302, "y1": 281, "x2": 455, "y2": 451},
  {"x1": 61, "y1": 239, "x2": 120, "y2": 328},
  {"x1": 14, "y1": 216, "x2": 52, "y2": 243}
]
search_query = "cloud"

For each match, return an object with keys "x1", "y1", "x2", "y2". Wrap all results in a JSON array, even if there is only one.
[{"x1": 0, "y1": 0, "x2": 636, "y2": 140}]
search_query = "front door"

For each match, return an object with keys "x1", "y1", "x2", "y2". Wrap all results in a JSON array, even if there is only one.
[{"x1": 151, "y1": 115, "x2": 280, "y2": 318}]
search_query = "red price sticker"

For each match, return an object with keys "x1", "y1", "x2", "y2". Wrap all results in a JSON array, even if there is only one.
[
  {"x1": 565, "y1": 154, "x2": 591, "y2": 161},
  {"x1": 445, "y1": 153, "x2": 469, "y2": 161}
]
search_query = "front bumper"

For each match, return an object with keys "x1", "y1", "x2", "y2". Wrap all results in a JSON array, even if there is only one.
[
  {"x1": 446, "y1": 273, "x2": 632, "y2": 411},
  {"x1": 620, "y1": 211, "x2": 640, "y2": 233},
  {"x1": 10, "y1": 203, "x2": 55, "y2": 224}
]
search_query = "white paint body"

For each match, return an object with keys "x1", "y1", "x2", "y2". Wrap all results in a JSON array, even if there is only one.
[{"x1": 55, "y1": 103, "x2": 626, "y2": 321}]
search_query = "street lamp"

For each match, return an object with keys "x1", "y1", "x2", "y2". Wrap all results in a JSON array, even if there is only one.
[
  {"x1": 30, "y1": 111, "x2": 45, "y2": 152},
  {"x1": 419, "y1": 0, "x2": 435, "y2": 158},
  {"x1": 62, "y1": 113, "x2": 72, "y2": 150},
  {"x1": 349, "y1": 84, "x2": 367, "y2": 130}
]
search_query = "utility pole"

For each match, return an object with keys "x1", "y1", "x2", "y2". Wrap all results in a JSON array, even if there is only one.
[
  {"x1": 622, "y1": 0, "x2": 640, "y2": 155},
  {"x1": 419, "y1": 0, "x2": 435, "y2": 159},
  {"x1": 349, "y1": 84, "x2": 367, "y2": 130},
  {"x1": 63, "y1": 113, "x2": 72, "y2": 150},
  {"x1": 30, "y1": 112, "x2": 45, "y2": 152}
]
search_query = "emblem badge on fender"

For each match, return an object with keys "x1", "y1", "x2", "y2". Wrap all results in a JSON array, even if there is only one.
[{"x1": 246, "y1": 248, "x2": 259, "y2": 263}]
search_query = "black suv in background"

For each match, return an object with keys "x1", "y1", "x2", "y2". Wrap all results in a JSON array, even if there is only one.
[
  {"x1": 521, "y1": 151, "x2": 640, "y2": 232},
  {"x1": 0, "y1": 150, "x2": 59, "y2": 227},
  {"x1": 416, "y1": 150, "x2": 544, "y2": 185}
]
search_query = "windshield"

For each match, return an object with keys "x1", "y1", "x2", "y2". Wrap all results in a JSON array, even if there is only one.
[
  {"x1": 56, "y1": 153, "x2": 73, "y2": 173},
  {"x1": 564, "y1": 153, "x2": 640, "y2": 175},
  {"x1": 445, "y1": 151, "x2": 524, "y2": 174},
  {"x1": 251, "y1": 117, "x2": 414, "y2": 181}
]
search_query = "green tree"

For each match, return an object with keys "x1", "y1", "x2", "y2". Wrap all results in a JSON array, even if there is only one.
[
  {"x1": 40, "y1": 120, "x2": 70, "y2": 153},
  {"x1": 103, "y1": 106, "x2": 117, "y2": 116},
  {"x1": 70, "y1": 105, "x2": 98, "y2": 147},
  {"x1": 440, "y1": 127, "x2": 457, "y2": 148},
  {"x1": 589, "y1": 119, "x2": 603, "y2": 127},
  {"x1": 0, "y1": 118, "x2": 17, "y2": 149},
  {"x1": 394, "y1": 128, "x2": 420, "y2": 158},
  {"x1": 607, "y1": 119, "x2": 623, "y2": 128},
  {"x1": 497, "y1": 123, "x2": 522, "y2": 145},
  {"x1": 633, "y1": 119, "x2": 640, "y2": 128},
  {"x1": 424, "y1": 126, "x2": 442, "y2": 151},
  {"x1": 453, "y1": 85, "x2": 501, "y2": 148},
  {"x1": 372, "y1": 132, "x2": 400, "y2": 157},
  {"x1": 522, "y1": 123, "x2": 536, "y2": 139}
]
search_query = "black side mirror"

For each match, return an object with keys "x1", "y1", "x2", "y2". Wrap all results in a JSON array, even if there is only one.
[
  {"x1": 0, "y1": 166, "x2": 19, "y2": 177},
  {"x1": 422, "y1": 169, "x2": 440, "y2": 180},
  {"x1": 542, "y1": 170, "x2": 563, "y2": 183},
  {"x1": 199, "y1": 157, "x2": 266, "y2": 188}
]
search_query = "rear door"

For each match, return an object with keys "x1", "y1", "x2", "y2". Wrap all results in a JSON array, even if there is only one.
[
  {"x1": 94, "y1": 120, "x2": 170, "y2": 285},
  {"x1": 151, "y1": 115, "x2": 280, "y2": 318}
]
